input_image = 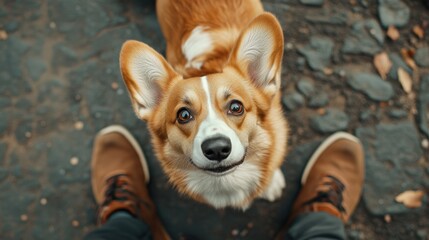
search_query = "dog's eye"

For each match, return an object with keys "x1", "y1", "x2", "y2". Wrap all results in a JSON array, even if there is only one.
[
  {"x1": 228, "y1": 100, "x2": 244, "y2": 116},
  {"x1": 177, "y1": 108, "x2": 193, "y2": 124}
]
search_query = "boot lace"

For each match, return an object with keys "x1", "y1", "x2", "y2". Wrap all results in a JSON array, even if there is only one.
[{"x1": 304, "y1": 175, "x2": 346, "y2": 213}]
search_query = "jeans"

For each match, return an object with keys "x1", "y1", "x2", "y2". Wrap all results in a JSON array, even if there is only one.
[{"x1": 85, "y1": 211, "x2": 345, "y2": 240}]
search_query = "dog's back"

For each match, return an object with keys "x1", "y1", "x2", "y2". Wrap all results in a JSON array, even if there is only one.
[{"x1": 156, "y1": 0, "x2": 264, "y2": 77}]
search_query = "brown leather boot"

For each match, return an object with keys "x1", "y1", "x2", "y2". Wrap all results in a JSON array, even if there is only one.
[
  {"x1": 91, "y1": 125, "x2": 170, "y2": 240},
  {"x1": 277, "y1": 132, "x2": 364, "y2": 238}
]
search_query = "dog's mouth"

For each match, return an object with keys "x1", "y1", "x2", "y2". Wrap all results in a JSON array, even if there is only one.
[
  {"x1": 190, "y1": 151, "x2": 247, "y2": 176},
  {"x1": 203, "y1": 158, "x2": 245, "y2": 174}
]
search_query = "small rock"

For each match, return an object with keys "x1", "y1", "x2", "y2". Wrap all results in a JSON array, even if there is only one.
[
  {"x1": 231, "y1": 229, "x2": 239, "y2": 236},
  {"x1": 310, "y1": 108, "x2": 349, "y2": 133},
  {"x1": 305, "y1": 8, "x2": 348, "y2": 25},
  {"x1": 308, "y1": 92, "x2": 329, "y2": 108},
  {"x1": 0, "y1": 30, "x2": 8, "y2": 41},
  {"x1": 342, "y1": 19, "x2": 384, "y2": 55},
  {"x1": 111, "y1": 82, "x2": 119, "y2": 90},
  {"x1": 299, "y1": 0, "x2": 324, "y2": 6},
  {"x1": 282, "y1": 92, "x2": 305, "y2": 111},
  {"x1": 20, "y1": 214, "x2": 28, "y2": 222},
  {"x1": 5, "y1": 21, "x2": 19, "y2": 32},
  {"x1": 347, "y1": 73, "x2": 394, "y2": 101},
  {"x1": 72, "y1": 220, "x2": 80, "y2": 227},
  {"x1": 74, "y1": 121, "x2": 84, "y2": 130},
  {"x1": 414, "y1": 47, "x2": 429, "y2": 67},
  {"x1": 378, "y1": 0, "x2": 411, "y2": 28},
  {"x1": 417, "y1": 229, "x2": 428, "y2": 240},
  {"x1": 360, "y1": 109, "x2": 373, "y2": 122},
  {"x1": 388, "y1": 53, "x2": 413, "y2": 80},
  {"x1": 298, "y1": 36, "x2": 334, "y2": 71},
  {"x1": 70, "y1": 157, "x2": 79, "y2": 166},
  {"x1": 348, "y1": 229, "x2": 363, "y2": 240},
  {"x1": 297, "y1": 78, "x2": 315, "y2": 97},
  {"x1": 388, "y1": 109, "x2": 407, "y2": 119},
  {"x1": 240, "y1": 229, "x2": 248, "y2": 237},
  {"x1": 384, "y1": 214, "x2": 392, "y2": 223},
  {"x1": 26, "y1": 58, "x2": 46, "y2": 81},
  {"x1": 40, "y1": 198, "x2": 48, "y2": 205},
  {"x1": 296, "y1": 57, "x2": 306, "y2": 71},
  {"x1": 418, "y1": 75, "x2": 429, "y2": 138},
  {"x1": 422, "y1": 139, "x2": 429, "y2": 149}
]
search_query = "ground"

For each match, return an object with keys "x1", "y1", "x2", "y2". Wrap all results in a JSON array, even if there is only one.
[{"x1": 0, "y1": 0, "x2": 428, "y2": 239}]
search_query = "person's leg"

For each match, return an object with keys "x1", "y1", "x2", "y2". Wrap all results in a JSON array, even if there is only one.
[
  {"x1": 85, "y1": 125, "x2": 170, "y2": 240},
  {"x1": 285, "y1": 212, "x2": 345, "y2": 240},
  {"x1": 84, "y1": 211, "x2": 151, "y2": 240},
  {"x1": 277, "y1": 132, "x2": 364, "y2": 240}
]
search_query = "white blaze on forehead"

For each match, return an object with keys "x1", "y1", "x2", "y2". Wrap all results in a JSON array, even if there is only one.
[
  {"x1": 201, "y1": 76, "x2": 216, "y2": 118},
  {"x1": 182, "y1": 26, "x2": 212, "y2": 70}
]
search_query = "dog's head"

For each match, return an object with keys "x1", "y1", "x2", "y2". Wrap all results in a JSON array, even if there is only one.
[{"x1": 120, "y1": 13, "x2": 284, "y2": 185}]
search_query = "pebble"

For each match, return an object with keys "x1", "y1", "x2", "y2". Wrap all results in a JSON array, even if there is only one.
[
  {"x1": 418, "y1": 75, "x2": 429, "y2": 138},
  {"x1": 378, "y1": 0, "x2": 410, "y2": 28},
  {"x1": 5, "y1": 21, "x2": 19, "y2": 32},
  {"x1": 310, "y1": 108, "x2": 349, "y2": 133},
  {"x1": 417, "y1": 229, "x2": 428, "y2": 240},
  {"x1": 305, "y1": 8, "x2": 348, "y2": 25},
  {"x1": 74, "y1": 121, "x2": 84, "y2": 130},
  {"x1": 231, "y1": 229, "x2": 239, "y2": 236},
  {"x1": 388, "y1": 109, "x2": 407, "y2": 119},
  {"x1": 297, "y1": 78, "x2": 315, "y2": 97},
  {"x1": 111, "y1": 82, "x2": 119, "y2": 90},
  {"x1": 308, "y1": 92, "x2": 329, "y2": 108},
  {"x1": 282, "y1": 92, "x2": 305, "y2": 111},
  {"x1": 0, "y1": 30, "x2": 7, "y2": 40},
  {"x1": 20, "y1": 214, "x2": 28, "y2": 222},
  {"x1": 297, "y1": 36, "x2": 334, "y2": 71},
  {"x1": 40, "y1": 198, "x2": 48, "y2": 205},
  {"x1": 422, "y1": 139, "x2": 429, "y2": 149},
  {"x1": 388, "y1": 53, "x2": 413, "y2": 80},
  {"x1": 299, "y1": 0, "x2": 324, "y2": 6},
  {"x1": 347, "y1": 73, "x2": 394, "y2": 101},
  {"x1": 70, "y1": 157, "x2": 79, "y2": 166},
  {"x1": 342, "y1": 19, "x2": 384, "y2": 55},
  {"x1": 72, "y1": 220, "x2": 80, "y2": 227},
  {"x1": 384, "y1": 214, "x2": 392, "y2": 223},
  {"x1": 240, "y1": 229, "x2": 248, "y2": 237},
  {"x1": 414, "y1": 47, "x2": 429, "y2": 67}
]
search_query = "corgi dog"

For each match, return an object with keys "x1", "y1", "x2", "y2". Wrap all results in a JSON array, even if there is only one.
[{"x1": 119, "y1": 0, "x2": 289, "y2": 209}]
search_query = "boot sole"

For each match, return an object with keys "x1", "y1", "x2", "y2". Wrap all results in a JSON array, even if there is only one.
[
  {"x1": 301, "y1": 132, "x2": 361, "y2": 185},
  {"x1": 97, "y1": 125, "x2": 150, "y2": 183}
]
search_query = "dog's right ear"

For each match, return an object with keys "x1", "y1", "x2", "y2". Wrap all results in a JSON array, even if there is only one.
[{"x1": 120, "y1": 40, "x2": 180, "y2": 120}]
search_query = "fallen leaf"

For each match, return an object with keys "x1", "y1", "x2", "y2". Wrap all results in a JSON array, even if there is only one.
[
  {"x1": 412, "y1": 25, "x2": 424, "y2": 39},
  {"x1": 374, "y1": 52, "x2": 392, "y2": 79},
  {"x1": 384, "y1": 214, "x2": 392, "y2": 223},
  {"x1": 0, "y1": 30, "x2": 7, "y2": 40},
  {"x1": 400, "y1": 48, "x2": 417, "y2": 70},
  {"x1": 387, "y1": 26, "x2": 400, "y2": 41},
  {"x1": 395, "y1": 190, "x2": 425, "y2": 208},
  {"x1": 398, "y1": 67, "x2": 413, "y2": 93}
]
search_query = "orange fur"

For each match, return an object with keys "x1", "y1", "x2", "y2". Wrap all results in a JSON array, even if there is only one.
[
  {"x1": 120, "y1": 0, "x2": 289, "y2": 209},
  {"x1": 156, "y1": 0, "x2": 263, "y2": 77}
]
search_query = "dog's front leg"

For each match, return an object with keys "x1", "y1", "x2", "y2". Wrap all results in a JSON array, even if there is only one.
[{"x1": 260, "y1": 169, "x2": 286, "y2": 202}]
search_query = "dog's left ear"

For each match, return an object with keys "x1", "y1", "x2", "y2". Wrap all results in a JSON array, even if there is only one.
[{"x1": 228, "y1": 13, "x2": 284, "y2": 99}]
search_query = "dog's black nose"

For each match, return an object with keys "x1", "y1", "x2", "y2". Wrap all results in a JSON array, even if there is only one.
[{"x1": 201, "y1": 136, "x2": 232, "y2": 161}]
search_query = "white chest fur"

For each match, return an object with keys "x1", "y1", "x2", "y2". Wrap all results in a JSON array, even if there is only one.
[{"x1": 185, "y1": 162, "x2": 261, "y2": 209}]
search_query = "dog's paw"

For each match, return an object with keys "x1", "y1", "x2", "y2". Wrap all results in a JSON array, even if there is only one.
[{"x1": 260, "y1": 169, "x2": 286, "y2": 202}]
